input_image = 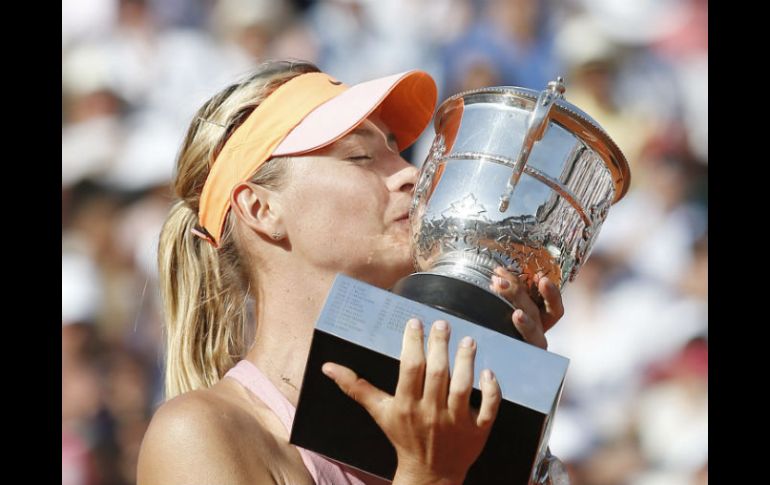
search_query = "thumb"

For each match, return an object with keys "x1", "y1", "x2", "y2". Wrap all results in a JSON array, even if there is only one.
[{"x1": 322, "y1": 362, "x2": 390, "y2": 419}]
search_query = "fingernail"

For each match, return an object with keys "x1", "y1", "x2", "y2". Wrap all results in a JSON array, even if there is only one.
[
  {"x1": 481, "y1": 369, "x2": 494, "y2": 382},
  {"x1": 514, "y1": 309, "x2": 528, "y2": 324},
  {"x1": 408, "y1": 318, "x2": 422, "y2": 330},
  {"x1": 433, "y1": 320, "x2": 448, "y2": 331},
  {"x1": 321, "y1": 363, "x2": 335, "y2": 378},
  {"x1": 460, "y1": 336, "x2": 474, "y2": 348}
]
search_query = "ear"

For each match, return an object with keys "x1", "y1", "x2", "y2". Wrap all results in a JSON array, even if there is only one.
[{"x1": 230, "y1": 182, "x2": 286, "y2": 241}]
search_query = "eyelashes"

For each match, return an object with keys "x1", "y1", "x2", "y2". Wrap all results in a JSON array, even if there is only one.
[{"x1": 347, "y1": 155, "x2": 373, "y2": 162}]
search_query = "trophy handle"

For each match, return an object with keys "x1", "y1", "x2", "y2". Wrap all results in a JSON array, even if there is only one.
[{"x1": 498, "y1": 77, "x2": 566, "y2": 212}]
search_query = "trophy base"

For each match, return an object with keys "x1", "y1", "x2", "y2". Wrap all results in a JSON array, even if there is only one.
[
  {"x1": 293, "y1": 275, "x2": 569, "y2": 484},
  {"x1": 391, "y1": 272, "x2": 523, "y2": 340}
]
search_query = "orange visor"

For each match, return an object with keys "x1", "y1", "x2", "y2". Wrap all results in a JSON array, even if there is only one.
[{"x1": 197, "y1": 70, "x2": 437, "y2": 247}]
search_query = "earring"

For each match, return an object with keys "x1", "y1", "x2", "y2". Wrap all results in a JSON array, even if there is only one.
[{"x1": 272, "y1": 232, "x2": 282, "y2": 240}]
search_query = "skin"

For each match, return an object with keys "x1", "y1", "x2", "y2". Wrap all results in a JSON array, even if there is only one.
[{"x1": 137, "y1": 114, "x2": 564, "y2": 485}]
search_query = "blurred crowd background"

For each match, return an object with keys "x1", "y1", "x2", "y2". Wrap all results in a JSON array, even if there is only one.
[{"x1": 62, "y1": 0, "x2": 708, "y2": 483}]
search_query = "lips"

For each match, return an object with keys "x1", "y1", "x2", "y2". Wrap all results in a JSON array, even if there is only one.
[{"x1": 392, "y1": 201, "x2": 412, "y2": 223}]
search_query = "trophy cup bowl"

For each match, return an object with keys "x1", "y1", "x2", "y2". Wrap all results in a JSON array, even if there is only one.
[{"x1": 392, "y1": 78, "x2": 631, "y2": 339}]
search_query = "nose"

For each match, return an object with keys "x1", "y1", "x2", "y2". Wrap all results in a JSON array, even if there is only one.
[{"x1": 386, "y1": 156, "x2": 419, "y2": 193}]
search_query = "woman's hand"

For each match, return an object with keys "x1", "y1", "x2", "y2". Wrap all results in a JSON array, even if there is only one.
[
  {"x1": 323, "y1": 318, "x2": 501, "y2": 485},
  {"x1": 489, "y1": 267, "x2": 565, "y2": 350}
]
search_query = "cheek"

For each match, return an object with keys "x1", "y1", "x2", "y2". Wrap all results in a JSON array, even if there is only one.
[{"x1": 287, "y1": 171, "x2": 386, "y2": 245}]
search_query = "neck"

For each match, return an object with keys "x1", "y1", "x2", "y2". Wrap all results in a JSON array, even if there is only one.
[{"x1": 244, "y1": 264, "x2": 337, "y2": 407}]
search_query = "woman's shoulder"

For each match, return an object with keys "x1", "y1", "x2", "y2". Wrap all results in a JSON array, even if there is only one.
[
  {"x1": 146, "y1": 387, "x2": 247, "y2": 441},
  {"x1": 136, "y1": 386, "x2": 275, "y2": 485}
]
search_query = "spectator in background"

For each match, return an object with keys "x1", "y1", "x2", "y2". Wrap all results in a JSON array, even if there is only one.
[
  {"x1": 62, "y1": 43, "x2": 126, "y2": 189},
  {"x1": 442, "y1": 0, "x2": 562, "y2": 96},
  {"x1": 554, "y1": 14, "x2": 658, "y2": 191}
]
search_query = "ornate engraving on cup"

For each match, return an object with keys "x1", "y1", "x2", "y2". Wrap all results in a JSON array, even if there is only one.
[{"x1": 410, "y1": 80, "x2": 630, "y2": 304}]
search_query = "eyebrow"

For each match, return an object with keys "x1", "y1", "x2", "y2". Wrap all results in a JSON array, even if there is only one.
[{"x1": 350, "y1": 127, "x2": 399, "y2": 148}]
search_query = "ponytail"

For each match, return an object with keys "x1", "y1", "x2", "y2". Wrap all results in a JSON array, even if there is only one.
[
  {"x1": 156, "y1": 60, "x2": 319, "y2": 399},
  {"x1": 158, "y1": 201, "x2": 247, "y2": 398}
]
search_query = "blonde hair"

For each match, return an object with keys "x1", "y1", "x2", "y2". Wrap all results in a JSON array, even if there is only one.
[{"x1": 158, "y1": 60, "x2": 320, "y2": 399}]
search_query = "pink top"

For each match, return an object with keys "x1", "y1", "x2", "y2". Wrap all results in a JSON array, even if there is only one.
[{"x1": 224, "y1": 360, "x2": 391, "y2": 485}]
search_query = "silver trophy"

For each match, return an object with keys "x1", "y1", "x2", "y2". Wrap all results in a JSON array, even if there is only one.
[
  {"x1": 392, "y1": 78, "x2": 630, "y2": 340},
  {"x1": 291, "y1": 79, "x2": 631, "y2": 485}
]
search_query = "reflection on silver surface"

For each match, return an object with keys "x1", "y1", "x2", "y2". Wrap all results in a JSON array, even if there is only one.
[
  {"x1": 410, "y1": 81, "x2": 630, "y2": 301},
  {"x1": 533, "y1": 449, "x2": 571, "y2": 485}
]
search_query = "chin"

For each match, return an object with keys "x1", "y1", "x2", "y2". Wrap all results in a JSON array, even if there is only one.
[
  {"x1": 350, "y1": 234, "x2": 414, "y2": 288},
  {"x1": 356, "y1": 257, "x2": 413, "y2": 290},
  {"x1": 381, "y1": 258, "x2": 415, "y2": 289}
]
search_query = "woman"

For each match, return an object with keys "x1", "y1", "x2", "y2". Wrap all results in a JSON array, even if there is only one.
[{"x1": 137, "y1": 60, "x2": 564, "y2": 485}]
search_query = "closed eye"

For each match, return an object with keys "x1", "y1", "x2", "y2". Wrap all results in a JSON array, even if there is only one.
[{"x1": 347, "y1": 155, "x2": 373, "y2": 162}]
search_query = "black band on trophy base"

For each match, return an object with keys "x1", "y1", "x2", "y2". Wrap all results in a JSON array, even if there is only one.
[{"x1": 391, "y1": 272, "x2": 523, "y2": 341}]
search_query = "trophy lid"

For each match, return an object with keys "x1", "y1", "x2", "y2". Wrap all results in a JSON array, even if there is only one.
[{"x1": 435, "y1": 84, "x2": 632, "y2": 203}]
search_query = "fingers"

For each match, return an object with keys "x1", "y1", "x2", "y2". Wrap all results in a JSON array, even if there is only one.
[
  {"x1": 475, "y1": 369, "x2": 501, "y2": 429},
  {"x1": 395, "y1": 318, "x2": 426, "y2": 402},
  {"x1": 322, "y1": 362, "x2": 390, "y2": 419},
  {"x1": 423, "y1": 320, "x2": 451, "y2": 408},
  {"x1": 447, "y1": 336, "x2": 476, "y2": 418},
  {"x1": 512, "y1": 309, "x2": 547, "y2": 350},
  {"x1": 490, "y1": 267, "x2": 566, "y2": 345},
  {"x1": 490, "y1": 267, "x2": 541, "y2": 323},
  {"x1": 537, "y1": 276, "x2": 564, "y2": 332}
]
